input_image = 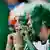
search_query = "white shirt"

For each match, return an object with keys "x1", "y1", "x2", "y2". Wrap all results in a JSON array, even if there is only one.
[{"x1": 33, "y1": 40, "x2": 49, "y2": 50}]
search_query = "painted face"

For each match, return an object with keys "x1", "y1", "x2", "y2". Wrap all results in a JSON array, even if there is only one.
[{"x1": 14, "y1": 16, "x2": 20, "y2": 31}]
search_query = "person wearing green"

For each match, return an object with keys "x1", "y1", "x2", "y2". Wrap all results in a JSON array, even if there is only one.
[
  {"x1": 22, "y1": 0, "x2": 50, "y2": 50},
  {"x1": 0, "y1": 1, "x2": 9, "y2": 50}
]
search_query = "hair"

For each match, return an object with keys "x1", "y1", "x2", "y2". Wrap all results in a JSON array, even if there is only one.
[
  {"x1": 18, "y1": 0, "x2": 28, "y2": 3},
  {"x1": 24, "y1": 0, "x2": 28, "y2": 3},
  {"x1": 18, "y1": 0, "x2": 24, "y2": 2},
  {"x1": 31, "y1": 5, "x2": 50, "y2": 35}
]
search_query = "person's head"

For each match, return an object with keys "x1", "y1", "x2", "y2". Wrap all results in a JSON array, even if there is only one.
[{"x1": 31, "y1": 5, "x2": 50, "y2": 41}]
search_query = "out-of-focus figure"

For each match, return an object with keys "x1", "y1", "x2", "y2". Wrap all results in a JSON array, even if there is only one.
[{"x1": 0, "y1": 1, "x2": 9, "y2": 50}]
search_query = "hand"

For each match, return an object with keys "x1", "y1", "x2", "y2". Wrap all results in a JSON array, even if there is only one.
[
  {"x1": 6, "y1": 34, "x2": 13, "y2": 50},
  {"x1": 12, "y1": 33, "x2": 23, "y2": 46},
  {"x1": 13, "y1": 33, "x2": 23, "y2": 50},
  {"x1": 7, "y1": 34, "x2": 13, "y2": 44}
]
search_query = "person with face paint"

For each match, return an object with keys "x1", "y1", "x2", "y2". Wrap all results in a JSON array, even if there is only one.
[{"x1": 6, "y1": 16, "x2": 24, "y2": 50}]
